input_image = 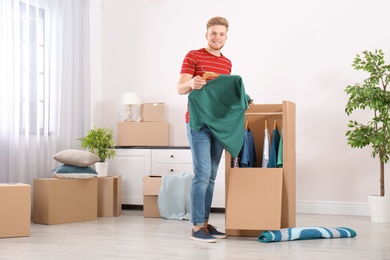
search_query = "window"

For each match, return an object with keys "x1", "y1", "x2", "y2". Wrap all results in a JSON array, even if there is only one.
[{"x1": 19, "y1": 1, "x2": 46, "y2": 135}]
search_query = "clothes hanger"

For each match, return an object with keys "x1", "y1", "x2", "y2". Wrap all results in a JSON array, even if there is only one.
[
  {"x1": 245, "y1": 119, "x2": 249, "y2": 130},
  {"x1": 202, "y1": 71, "x2": 219, "y2": 80},
  {"x1": 274, "y1": 118, "x2": 277, "y2": 130}
]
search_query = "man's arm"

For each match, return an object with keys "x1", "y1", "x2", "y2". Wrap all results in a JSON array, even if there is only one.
[{"x1": 177, "y1": 73, "x2": 207, "y2": 95}]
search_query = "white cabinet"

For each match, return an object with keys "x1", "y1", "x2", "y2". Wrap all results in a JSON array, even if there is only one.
[
  {"x1": 110, "y1": 147, "x2": 225, "y2": 208},
  {"x1": 109, "y1": 149, "x2": 151, "y2": 205},
  {"x1": 151, "y1": 149, "x2": 193, "y2": 175}
]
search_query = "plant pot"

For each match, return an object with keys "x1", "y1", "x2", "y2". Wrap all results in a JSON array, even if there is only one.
[
  {"x1": 368, "y1": 195, "x2": 390, "y2": 223},
  {"x1": 95, "y1": 162, "x2": 109, "y2": 177}
]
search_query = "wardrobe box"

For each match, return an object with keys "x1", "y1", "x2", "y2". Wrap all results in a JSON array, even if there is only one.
[
  {"x1": 33, "y1": 178, "x2": 97, "y2": 225},
  {"x1": 0, "y1": 183, "x2": 31, "y2": 238},
  {"x1": 141, "y1": 103, "x2": 165, "y2": 122},
  {"x1": 97, "y1": 175, "x2": 122, "y2": 217},
  {"x1": 117, "y1": 122, "x2": 169, "y2": 146},
  {"x1": 224, "y1": 101, "x2": 296, "y2": 237},
  {"x1": 142, "y1": 175, "x2": 162, "y2": 218}
]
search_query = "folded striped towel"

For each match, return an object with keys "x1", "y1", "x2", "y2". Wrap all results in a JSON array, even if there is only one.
[{"x1": 258, "y1": 226, "x2": 357, "y2": 243}]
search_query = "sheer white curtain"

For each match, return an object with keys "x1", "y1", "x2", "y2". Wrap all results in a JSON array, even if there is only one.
[{"x1": 0, "y1": 0, "x2": 90, "y2": 184}]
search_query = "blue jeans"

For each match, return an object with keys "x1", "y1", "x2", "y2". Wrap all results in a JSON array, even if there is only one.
[{"x1": 187, "y1": 124, "x2": 224, "y2": 225}]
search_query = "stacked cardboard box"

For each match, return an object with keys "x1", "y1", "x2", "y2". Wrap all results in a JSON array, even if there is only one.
[
  {"x1": 141, "y1": 103, "x2": 165, "y2": 122},
  {"x1": 97, "y1": 175, "x2": 122, "y2": 217},
  {"x1": 33, "y1": 178, "x2": 98, "y2": 225},
  {"x1": 0, "y1": 183, "x2": 31, "y2": 238},
  {"x1": 142, "y1": 175, "x2": 162, "y2": 218},
  {"x1": 117, "y1": 103, "x2": 169, "y2": 146}
]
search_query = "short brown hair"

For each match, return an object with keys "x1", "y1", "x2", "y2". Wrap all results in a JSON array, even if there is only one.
[{"x1": 206, "y1": 17, "x2": 229, "y2": 31}]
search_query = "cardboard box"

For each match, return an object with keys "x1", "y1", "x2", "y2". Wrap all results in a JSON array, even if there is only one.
[
  {"x1": 33, "y1": 178, "x2": 97, "y2": 225},
  {"x1": 141, "y1": 103, "x2": 165, "y2": 122},
  {"x1": 143, "y1": 175, "x2": 162, "y2": 217},
  {"x1": 0, "y1": 183, "x2": 31, "y2": 238},
  {"x1": 117, "y1": 122, "x2": 169, "y2": 146},
  {"x1": 97, "y1": 175, "x2": 122, "y2": 217},
  {"x1": 224, "y1": 102, "x2": 296, "y2": 237},
  {"x1": 225, "y1": 168, "x2": 283, "y2": 236}
]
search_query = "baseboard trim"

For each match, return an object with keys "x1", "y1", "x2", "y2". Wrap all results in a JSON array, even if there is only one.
[
  {"x1": 297, "y1": 200, "x2": 370, "y2": 216},
  {"x1": 121, "y1": 201, "x2": 370, "y2": 216}
]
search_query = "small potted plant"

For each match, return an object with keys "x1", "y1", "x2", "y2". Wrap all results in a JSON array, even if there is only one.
[
  {"x1": 345, "y1": 49, "x2": 390, "y2": 222},
  {"x1": 78, "y1": 126, "x2": 117, "y2": 176}
]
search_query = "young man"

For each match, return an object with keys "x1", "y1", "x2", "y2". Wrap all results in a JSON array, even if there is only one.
[{"x1": 176, "y1": 16, "x2": 235, "y2": 243}]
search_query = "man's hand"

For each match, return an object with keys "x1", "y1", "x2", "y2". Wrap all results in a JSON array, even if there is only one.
[
  {"x1": 190, "y1": 76, "x2": 207, "y2": 90},
  {"x1": 248, "y1": 99, "x2": 254, "y2": 108}
]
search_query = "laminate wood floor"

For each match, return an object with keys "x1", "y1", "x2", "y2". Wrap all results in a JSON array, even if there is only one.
[{"x1": 1, "y1": 209, "x2": 389, "y2": 260}]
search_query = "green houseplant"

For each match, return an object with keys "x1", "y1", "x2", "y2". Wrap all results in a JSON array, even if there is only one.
[
  {"x1": 345, "y1": 49, "x2": 390, "y2": 222},
  {"x1": 78, "y1": 126, "x2": 117, "y2": 162},
  {"x1": 78, "y1": 126, "x2": 116, "y2": 176}
]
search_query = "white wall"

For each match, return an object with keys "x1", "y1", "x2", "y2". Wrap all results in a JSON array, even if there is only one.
[{"x1": 99, "y1": 0, "x2": 390, "y2": 214}]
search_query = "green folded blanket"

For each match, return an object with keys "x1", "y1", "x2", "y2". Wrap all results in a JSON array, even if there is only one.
[{"x1": 258, "y1": 226, "x2": 357, "y2": 243}]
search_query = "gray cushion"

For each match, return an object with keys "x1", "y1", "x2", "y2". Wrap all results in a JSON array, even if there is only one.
[
  {"x1": 52, "y1": 164, "x2": 98, "y2": 179},
  {"x1": 53, "y1": 149, "x2": 100, "y2": 167}
]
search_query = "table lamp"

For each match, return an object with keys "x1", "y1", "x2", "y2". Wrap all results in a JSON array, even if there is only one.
[{"x1": 120, "y1": 92, "x2": 141, "y2": 122}]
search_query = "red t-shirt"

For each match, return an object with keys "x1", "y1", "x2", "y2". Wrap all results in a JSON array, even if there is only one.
[{"x1": 180, "y1": 48, "x2": 232, "y2": 123}]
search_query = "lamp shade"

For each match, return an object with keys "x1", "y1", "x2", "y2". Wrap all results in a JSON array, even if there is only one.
[{"x1": 122, "y1": 92, "x2": 139, "y2": 105}]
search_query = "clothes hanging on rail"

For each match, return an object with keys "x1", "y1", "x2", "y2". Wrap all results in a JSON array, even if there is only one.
[
  {"x1": 268, "y1": 127, "x2": 280, "y2": 168},
  {"x1": 240, "y1": 129, "x2": 256, "y2": 167},
  {"x1": 262, "y1": 128, "x2": 270, "y2": 168},
  {"x1": 267, "y1": 127, "x2": 280, "y2": 168},
  {"x1": 277, "y1": 129, "x2": 283, "y2": 167},
  {"x1": 231, "y1": 157, "x2": 240, "y2": 168},
  {"x1": 188, "y1": 75, "x2": 251, "y2": 158}
]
